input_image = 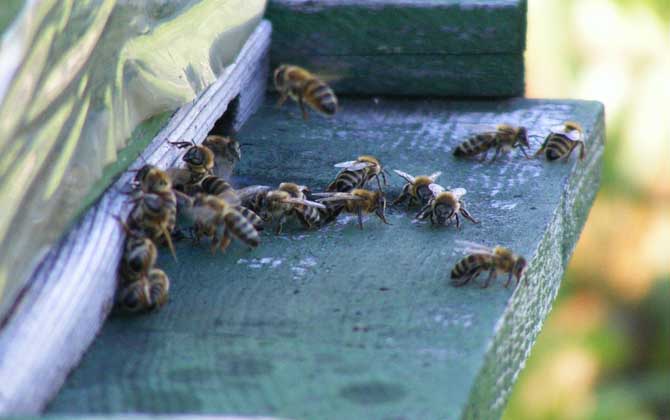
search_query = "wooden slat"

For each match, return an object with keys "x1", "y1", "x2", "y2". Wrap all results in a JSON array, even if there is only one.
[
  {"x1": 0, "y1": 20, "x2": 272, "y2": 415},
  {"x1": 267, "y1": 0, "x2": 527, "y2": 96},
  {"x1": 49, "y1": 97, "x2": 604, "y2": 419}
]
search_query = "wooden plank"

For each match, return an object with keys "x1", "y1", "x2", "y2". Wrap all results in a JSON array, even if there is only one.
[
  {"x1": 0, "y1": 20, "x2": 271, "y2": 415},
  {"x1": 275, "y1": 53, "x2": 524, "y2": 97},
  {"x1": 48, "y1": 97, "x2": 604, "y2": 419},
  {"x1": 267, "y1": 0, "x2": 526, "y2": 96}
]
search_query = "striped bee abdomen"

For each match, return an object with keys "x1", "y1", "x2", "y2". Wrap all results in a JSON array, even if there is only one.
[
  {"x1": 327, "y1": 170, "x2": 364, "y2": 192},
  {"x1": 224, "y1": 212, "x2": 260, "y2": 248},
  {"x1": 545, "y1": 135, "x2": 572, "y2": 161},
  {"x1": 303, "y1": 78, "x2": 337, "y2": 115},
  {"x1": 236, "y1": 206, "x2": 263, "y2": 227},
  {"x1": 201, "y1": 176, "x2": 234, "y2": 196},
  {"x1": 453, "y1": 134, "x2": 494, "y2": 157}
]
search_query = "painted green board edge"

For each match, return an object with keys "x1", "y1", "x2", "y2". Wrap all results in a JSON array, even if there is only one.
[
  {"x1": 273, "y1": 53, "x2": 524, "y2": 97},
  {"x1": 49, "y1": 98, "x2": 603, "y2": 419},
  {"x1": 266, "y1": 0, "x2": 526, "y2": 96},
  {"x1": 267, "y1": 0, "x2": 527, "y2": 55}
]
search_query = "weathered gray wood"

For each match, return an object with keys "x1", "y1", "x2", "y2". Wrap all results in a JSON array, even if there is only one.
[
  {"x1": 267, "y1": 0, "x2": 526, "y2": 96},
  {"x1": 49, "y1": 97, "x2": 604, "y2": 419},
  {"x1": 0, "y1": 20, "x2": 271, "y2": 415}
]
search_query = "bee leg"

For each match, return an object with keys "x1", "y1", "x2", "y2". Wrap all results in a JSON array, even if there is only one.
[
  {"x1": 578, "y1": 141, "x2": 586, "y2": 160},
  {"x1": 219, "y1": 228, "x2": 232, "y2": 253},
  {"x1": 393, "y1": 186, "x2": 409, "y2": 206},
  {"x1": 504, "y1": 272, "x2": 514, "y2": 288},
  {"x1": 357, "y1": 209, "x2": 364, "y2": 230},
  {"x1": 455, "y1": 214, "x2": 461, "y2": 230},
  {"x1": 491, "y1": 146, "x2": 502, "y2": 162},
  {"x1": 478, "y1": 151, "x2": 488, "y2": 162},
  {"x1": 480, "y1": 269, "x2": 496, "y2": 288},
  {"x1": 460, "y1": 205, "x2": 479, "y2": 224},
  {"x1": 415, "y1": 203, "x2": 431, "y2": 220},
  {"x1": 161, "y1": 227, "x2": 177, "y2": 261},
  {"x1": 375, "y1": 175, "x2": 384, "y2": 192},
  {"x1": 276, "y1": 92, "x2": 288, "y2": 108},
  {"x1": 519, "y1": 145, "x2": 531, "y2": 159},
  {"x1": 298, "y1": 97, "x2": 309, "y2": 120}
]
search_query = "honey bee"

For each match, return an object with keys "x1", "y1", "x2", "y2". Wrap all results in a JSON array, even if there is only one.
[
  {"x1": 127, "y1": 192, "x2": 177, "y2": 259},
  {"x1": 415, "y1": 185, "x2": 479, "y2": 229},
  {"x1": 119, "y1": 231, "x2": 158, "y2": 284},
  {"x1": 327, "y1": 155, "x2": 387, "y2": 192},
  {"x1": 453, "y1": 124, "x2": 531, "y2": 162},
  {"x1": 534, "y1": 121, "x2": 586, "y2": 161},
  {"x1": 188, "y1": 193, "x2": 261, "y2": 253},
  {"x1": 313, "y1": 189, "x2": 390, "y2": 229},
  {"x1": 202, "y1": 135, "x2": 242, "y2": 180},
  {"x1": 392, "y1": 169, "x2": 443, "y2": 207},
  {"x1": 132, "y1": 164, "x2": 173, "y2": 195},
  {"x1": 237, "y1": 184, "x2": 326, "y2": 234},
  {"x1": 147, "y1": 268, "x2": 170, "y2": 309},
  {"x1": 451, "y1": 240, "x2": 527, "y2": 288},
  {"x1": 274, "y1": 64, "x2": 338, "y2": 120},
  {"x1": 116, "y1": 268, "x2": 170, "y2": 312},
  {"x1": 169, "y1": 140, "x2": 215, "y2": 185}
]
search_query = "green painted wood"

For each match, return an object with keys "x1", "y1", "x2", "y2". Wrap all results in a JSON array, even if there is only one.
[
  {"x1": 267, "y1": 0, "x2": 526, "y2": 96},
  {"x1": 48, "y1": 97, "x2": 604, "y2": 419},
  {"x1": 0, "y1": 0, "x2": 266, "y2": 321},
  {"x1": 274, "y1": 53, "x2": 524, "y2": 97}
]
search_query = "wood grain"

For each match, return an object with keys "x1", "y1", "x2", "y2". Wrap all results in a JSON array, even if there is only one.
[
  {"x1": 0, "y1": 20, "x2": 271, "y2": 415},
  {"x1": 49, "y1": 97, "x2": 604, "y2": 419}
]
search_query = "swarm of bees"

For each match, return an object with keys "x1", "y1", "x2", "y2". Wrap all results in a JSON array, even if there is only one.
[{"x1": 114, "y1": 64, "x2": 590, "y2": 312}]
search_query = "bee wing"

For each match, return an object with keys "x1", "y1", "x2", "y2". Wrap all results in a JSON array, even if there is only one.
[
  {"x1": 450, "y1": 187, "x2": 467, "y2": 199},
  {"x1": 392, "y1": 169, "x2": 415, "y2": 183},
  {"x1": 236, "y1": 185, "x2": 271, "y2": 201},
  {"x1": 455, "y1": 240, "x2": 495, "y2": 255},
  {"x1": 334, "y1": 161, "x2": 373, "y2": 171},
  {"x1": 313, "y1": 192, "x2": 362, "y2": 203},
  {"x1": 429, "y1": 171, "x2": 442, "y2": 182},
  {"x1": 282, "y1": 197, "x2": 327, "y2": 209},
  {"x1": 428, "y1": 183, "x2": 445, "y2": 196},
  {"x1": 564, "y1": 130, "x2": 582, "y2": 141},
  {"x1": 190, "y1": 205, "x2": 218, "y2": 224}
]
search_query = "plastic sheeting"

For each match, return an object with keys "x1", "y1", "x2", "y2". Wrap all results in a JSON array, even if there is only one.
[{"x1": 0, "y1": 0, "x2": 266, "y2": 319}]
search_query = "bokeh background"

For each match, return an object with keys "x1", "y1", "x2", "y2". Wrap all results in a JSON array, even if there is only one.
[{"x1": 504, "y1": 0, "x2": 670, "y2": 419}]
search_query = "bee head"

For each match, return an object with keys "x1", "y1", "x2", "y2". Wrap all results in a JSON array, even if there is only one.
[
  {"x1": 415, "y1": 183, "x2": 434, "y2": 203},
  {"x1": 183, "y1": 146, "x2": 210, "y2": 167},
  {"x1": 513, "y1": 256, "x2": 527, "y2": 281},
  {"x1": 133, "y1": 164, "x2": 155, "y2": 185}
]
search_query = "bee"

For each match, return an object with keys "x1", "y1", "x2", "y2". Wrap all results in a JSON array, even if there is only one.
[
  {"x1": 237, "y1": 184, "x2": 326, "y2": 234},
  {"x1": 313, "y1": 189, "x2": 391, "y2": 229},
  {"x1": 274, "y1": 64, "x2": 338, "y2": 120},
  {"x1": 278, "y1": 182, "x2": 323, "y2": 229},
  {"x1": 453, "y1": 125, "x2": 531, "y2": 162},
  {"x1": 534, "y1": 121, "x2": 586, "y2": 162},
  {"x1": 415, "y1": 185, "x2": 479, "y2": 229},
  {"x1": 451, "y1": 241, "x2": 527, "y2": 288},
  {"x1": 132, "y1": 164, "x2": 173, "y2": 195},
  {"x1": 116, "y1": 268, "x2": 170, "y2": 312},
  {"x1": 169, "y1": 140, "x2": 215, "y2": 185},
  {"x1": 188, "y1": 193, "x2": 261, "y2": 253},
  {"x1": 327, "y1": 155, "x2": 387, "y2": 193},
  {"x1": 127, "y1": 192, "x2": 177, "y2": 259},
  {"x1": 392, "y1": 169, "x2": 443, "y2": 207},
  {"x1": 202, "y1": 135, "x2": 242, "y2": 180},
  {"x1": 119, "y1": 230, "x2": 157, "y2": 284}
]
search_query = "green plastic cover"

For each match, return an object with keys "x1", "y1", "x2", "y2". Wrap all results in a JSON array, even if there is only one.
[{"x1": 0, "y1": 0, "x2": 266, "y2": 320}]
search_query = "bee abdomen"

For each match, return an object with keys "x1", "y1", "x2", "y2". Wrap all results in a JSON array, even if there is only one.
[
  {"x1": 304, "y1": 79, "x2": 337, "y2": 115},
  {"x1": 453, "y1": 135, "x2": 492, "y2": 157},
  {"x1": 237, "y1": 206, "x2": 263, "y2": 227},
  {"x1": 298, "y1": 206, "x2": 321, "y2": 227},
  {"x1": 224, "y1": 212, "x2": 260, "y2": 247},
  {"x1": 201, "y1": 176, "x2": 234, "y2": 196},
  {"x1": 148, "y1": 269, "x2": 169, "y2": 309},
  {"x1": 327, "y1": 170, "x2": 363, "y2": 192},
  {"x1": 545, "y1": 135, "x2": 571, "y2": 161}
]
